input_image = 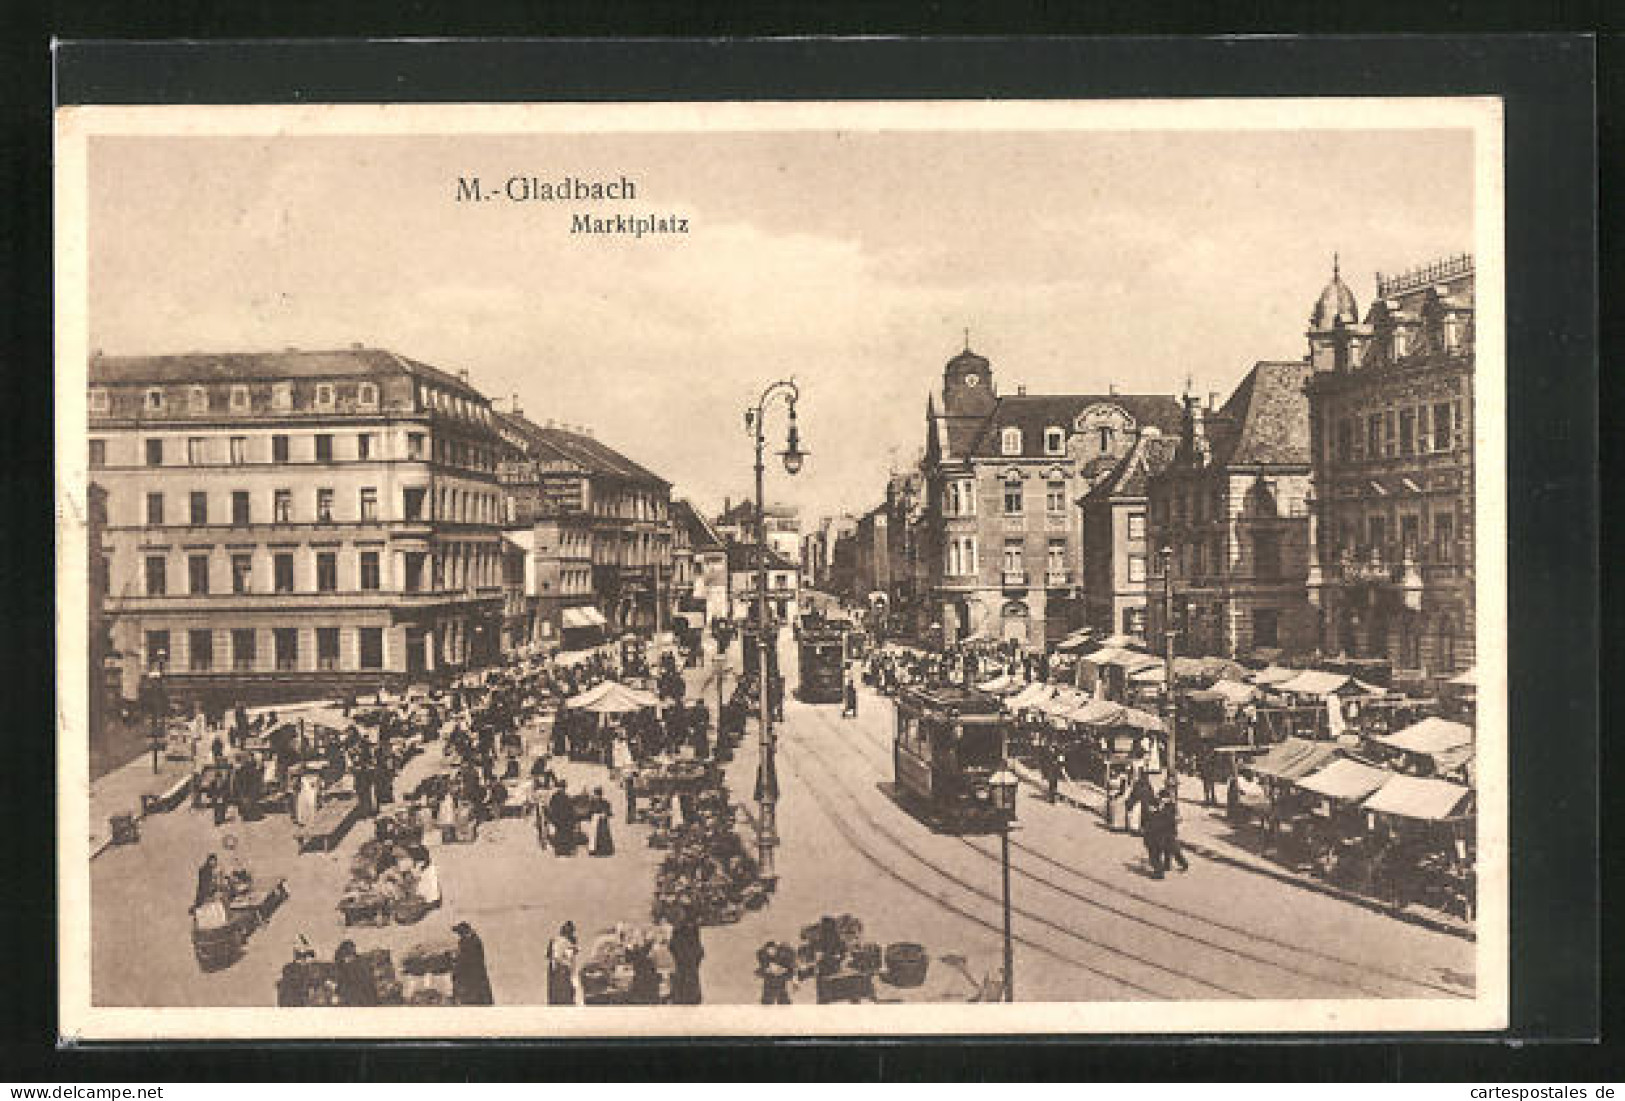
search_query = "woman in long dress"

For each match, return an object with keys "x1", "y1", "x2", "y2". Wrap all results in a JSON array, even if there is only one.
[
  {"x1": 294, "y1": 771, "x2": 320, "y2": 827},
  {"x1": 589, "y1": 788, "x2": 615, "y2": 857},
  {"x1": 546, "y1": 922, "x2": 579, "y2": 1005}
]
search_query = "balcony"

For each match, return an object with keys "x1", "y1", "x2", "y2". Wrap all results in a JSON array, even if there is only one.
[
  {"x1": 1044, "y1": 568, "x2": 1071, "y2": 588},
  {"x1": 1001, "y1": 568, "x2": 1029, "y2": 591}
]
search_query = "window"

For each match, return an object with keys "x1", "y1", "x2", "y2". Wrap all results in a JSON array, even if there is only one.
[
  {"x1": 357, "y1": 433, "x2": 374, "y2": 460},
  {"x1": 274, "y1": 552, "x2": 295, "y2": 593},
  {"x1": 1337, "y1": 418, "x2": 1355, "y2": 462},
  {"x1": 229, "y1": 436, "x2": 247, "y2": 464},
  {"x1": 1003, "y1": 478, "x2": 1023, "y2": 515},
  {"x1": 272, "y1": 434, "x2": 290, "y2": 463},
  {"x1": 1432, "y1": 402, "x2": 1453, "y2": 452},
  {"x1": 89, "y1": 389, "x2": 109, "y2": 414},
  {"x1": 1123, "y1": 607, "x2": 1146, "y2": 637},
  {"x1": 316, "y1": 488, "x2": 335, "y2": 522},
  {"x1": 1254, "y1": 530, "x2": 1281, "y2": 579},
  {"x1": 230, "y1": 385, "x2": 250, "y2": 412},
  {"x1": 1368, "y1": 515, "x2": 1387, "y2": 556},
  {"x1": 315, "y1": 551, "x2": 338, "y2": 592},
  {"x1": 1128, "y1": 554, "x2": 1147, "y2": 583},
  {"x1": 1003, "y1": 538, "x2": 1024, "y2": 575},
  {"x1": 358, "y1": 382, "x2": 379, "y2": 408},
  {"x1": 1383, "y1": 411, "x2": 1397, "y2": 457},
  {"x1": 407, "y1": 432, "x2": 426, "y2": 460},
  {"x1": 1252, "y1": 609, "x2": 1279, "y2": 648},
  {"x1": 189, "y1": 491, "x2": 208, "y2": 525},
  {"x1": 185, "y1": 437, "x2": 205, "y2": 465},
  {"x1": 144, "y1": 555, "x2": 167, "y2": 596},
  {"x1": 317, "y1": 627, "x2": 340, "y2": 670},
  {"x1": 1046, "y1": 480, "x2": 1066, "y2": 513},
  {"x1": 315, "y1": 434, "x2": 334, "y2": 461},
  {"x1": 231, "y1": 629, "x2": 256, "y2": 671},
  {"x1": 189, "y1": 386, "x2": 208, "y2": 414},
  {"x1": 188, "y1": 629, "x2": 213, "y2": 671},
  {"x1": 188, "y1": 554, "x2": 210, "y2": 594},
  {"x1": 230, "y1": 491, "x2": 250, "y2": 526},
  {"x1": 403, "y1": 486, "x2": 426, "y2": 521},
  {"x1": 1046, "y1": 538, "x2": 1066, "y2": 578},
  {"x1": 359, "y1": 486, "x2": 378, "y2": 521},
  {"x1": 359, "y1": 550, "x2": 381, "y2": 590},
  {"x1": 231, "y1": 553, "x2": 252, "y2": 594},
  {"x1": 146, "y1": 438, "x2": 164, "y2": 467},
  {"x1": 145, "y1": 492, "x2": 164, "y2": 526},
  {"x1": 145, "y1": 630, "x2": 170, "y2": 670},
  {"x1": 273, "y1": 489, "x2": 292, "y2": 523},
  {"x1": 315, "y1": 384, "x2": 335, "y2": 410},
  {"x1": 1434, "y1": 511, "x2": 1454, "y2": 563},
  {"x1": 405, "y1": 552, "x2": 426, "y2": 593},
  {"x1": 89, "y1": 439, "x2": 106, "y2": 467},
  {"x1": 145, "y1": 388, "x2": 165, "y2": 412},
  {"x1": 272, "y1": 383, "x2": 292, "y2": 411},
  {"x1": 1044, "y1": 427, "x2": 1065, "y2": 455},
  {"x1": 1399, "y1": 409, "x2": 1416, "y2": 455},
  {"x1": 1127, "y1": 512, "x2": 1145, "y2": 541},
  {"x1": 1000, "y1": 428, "x2": 1022, "y2": 455},
  {"x1": 358, "y1": 627, "x2": 384, "y2": 669},
  {"x1": 274, "y1": 628, "x2": 299, "y2": 671},
  {"x1": 1098, "y1": 426, "x2": 1114, "y2": 452},
  {"x1": 1367, "y1": 414, "x2": 1382, "y2": 459}
]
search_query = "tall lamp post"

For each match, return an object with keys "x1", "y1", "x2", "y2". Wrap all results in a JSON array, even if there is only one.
[
  {"x1": 987, "y1": 767, "x2": 1019, "y2": 1002},
  {"x1": 746, "y1": 379, "x2": 806, "y2": 885},
  {"x1": 1159, "y1": 544, "x2": 1177, "y2": 795}
]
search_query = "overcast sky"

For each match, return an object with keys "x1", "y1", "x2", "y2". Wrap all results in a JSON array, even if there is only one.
[{"x1": 88, "y1": 126, "x2": 1473, "y2": 521}]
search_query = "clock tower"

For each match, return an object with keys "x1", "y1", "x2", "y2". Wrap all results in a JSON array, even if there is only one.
[{"x1": 942, "y1": 341, "x2": 996, "y2": 417}]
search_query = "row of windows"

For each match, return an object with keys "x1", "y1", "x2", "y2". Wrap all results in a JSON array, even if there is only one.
[
  {"x1": 144, "y1": 625, "x2": 386, "y2": 673},
  {"x1": 1332, "y1": 510, "x2": 1458, "y2": 564},
  {"x1": 137, "y1": 543, "x2": 503, "y2": 597},
  {"x1": 999, "y1": 425, "x2": 1119, "y2": 457},
  {"x1": 1000, "y1": 479, "x2": 1070, "y2": 516},
  {"x1": 93, "y1": 382, "x2": 381, "y2": 417},
  {"x1": 1331, "y1": 400, "x2": 1463, "y2": 464},
  {"x1": 97, "y1": 430, "x2": 427, "y2": 469},
  {"x1": 127, "y1": 483, "x2": 501, "y2": 527}
]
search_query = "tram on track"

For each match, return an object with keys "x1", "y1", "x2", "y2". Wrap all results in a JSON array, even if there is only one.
[
  {"x1": 795, "y1": 626, "x2": 847, "y2": 704},
  {"x1": 892, "y1": 685, "x2": 1008, "y2": 831}
]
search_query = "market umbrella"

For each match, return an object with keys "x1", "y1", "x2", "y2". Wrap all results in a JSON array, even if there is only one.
[{"x1": 573, "y1": 682, "x2": 661, "y2": 714}]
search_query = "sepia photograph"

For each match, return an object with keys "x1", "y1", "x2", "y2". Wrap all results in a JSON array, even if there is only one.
[{"x1": 54, "y1": 97, "x2": 1507, "y2": 1039}]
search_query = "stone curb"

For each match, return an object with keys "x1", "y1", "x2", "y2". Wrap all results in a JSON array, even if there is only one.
[{"x1": 1007, "y1": 760, "x2": 1474, "y2": 942}]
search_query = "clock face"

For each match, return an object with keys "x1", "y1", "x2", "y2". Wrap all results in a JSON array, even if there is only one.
[{"x1": 964, "y1": 374, "x2": 980, "y2": 387}]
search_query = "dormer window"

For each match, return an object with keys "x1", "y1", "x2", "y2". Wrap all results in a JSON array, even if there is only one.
[
  {"x1": 1098, "y1": 426, "x2": 1114, "y2": 452},
  {"x1": 1001, "y1": 427, "x2": 1022, "y2": 456},
  {"x1": 315, "y1": 383, "x2": 335, "y2": 409},
  {"x1": 145, "y1": 388, "x2": 165, "y2": 412},
  {"x1": 230, "y1": 385, "x2": 250, "y2": 412},
  {"x1": 89, "y1": 389, "x2": 110, "y2": 414},
  {"x1": 358, "y1": 382, "x2": 378, "y2": 408},
  {"x1": 189, "y1": 386, "x2": 209, "y2": 413},
  {"x1": 1044, "y1": 427, "x2": 1065, "y2": 455},
  {"x1": 272, "y1": 383, "x2": 293, "y2": 411}
]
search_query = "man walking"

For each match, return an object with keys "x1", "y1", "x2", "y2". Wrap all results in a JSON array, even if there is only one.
[
  {"x1": 1148, "y1": 786, "x2": 1190, "y2": 878},
  {"x1": 841, "y1": 678, "x2": 858, "y2": 719}
]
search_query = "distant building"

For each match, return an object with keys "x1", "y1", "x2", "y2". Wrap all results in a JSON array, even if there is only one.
[
  {"x1": 919, "y1": 343, "x2": 1181, "y2": 646},
  {"x1": 726, "y1": 540, "x2": 800, "y2": 622},
  {"x1": 717, "y1": 497, "x2": 801, "y2": 564},
  {"x1": 1145, "y1": 362, "x2": 1318, "y2": 660},
  {"x1": 88, "y1": 347, "x2": 510, "y2": 704},
  {"x1": 1079, "y1": 427, "x2": 1178, "y2": 639},
  {"x1": 671, "y1": 499, "x2": 729, "y2": 623},
  {"x1": 1305, "y1": 255, "x2": 1476, "y2": 679}
]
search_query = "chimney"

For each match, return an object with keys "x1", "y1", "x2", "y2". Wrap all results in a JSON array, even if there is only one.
[
  {"x1": 458, "y1": 368, "x2": 471, "y2": 385},
  {"x1": 1108, "y1": 381, "x2": 1119, "y2": 396},
  {"x1": 1208, "y1": 390, "x2": 1219, "y2": 411},
  {"x1": 1016, "y1": 384, "x2": 1027, "y2": 396},
  {"x1": 511, "y1": 391, "x2": 522, "y2": 417}
]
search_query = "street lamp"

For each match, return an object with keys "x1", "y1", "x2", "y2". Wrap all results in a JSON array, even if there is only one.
[
  {"x1": 1159, "y1": 544, "x2": 1177, "y2": 796},
  {"x1": 987, "y1": 766, "x2": 1019, "y2": 1003},
  {"x1": 747, "y1": 378, "x2": 807, "y2": 886}
]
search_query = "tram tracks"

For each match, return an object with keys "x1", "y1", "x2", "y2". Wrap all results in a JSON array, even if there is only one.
[{"x1": 801, "y1": 699, "x2": 1469, "y2": 1001}]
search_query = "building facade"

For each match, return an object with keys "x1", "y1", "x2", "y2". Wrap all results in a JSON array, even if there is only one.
[
  {"x1": 726, "y1": 542, "x2": 800, "y2": 622},
  {"x1": 919, "y1": 345, "x2": 1181, "y2": 647},
  {"x1": 672, "y1": 500, "x2": 730, "y2": 623},
  {"x1": 1079, "y1": 428, "x2": 1178, "y2": 639},
  {"x1": 89, "y1": 348, "x2": 510, "y2": 705},
  {"x1": 1145, "y1": 364, "x2": 1319, "y2": 661},
  {"x1": 1305, "y1": 255, "x2": 1476, "y2": 679}
]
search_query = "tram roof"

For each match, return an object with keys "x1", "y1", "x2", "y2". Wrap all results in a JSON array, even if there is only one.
[{"x1": 896, "y1": 685, "x2": 1004, "y2": 716}]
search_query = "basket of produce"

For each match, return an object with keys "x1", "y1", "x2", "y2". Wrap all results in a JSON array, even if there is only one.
[
  {"x1": 883, "y1": 942, "x2": 929, "y2": 988},
  {"x1": 401, "y1": 939, "x2": 458, "y2": 976},
  {"x1": 849, "y1": 942, "x2": 883, "y2": 975}
]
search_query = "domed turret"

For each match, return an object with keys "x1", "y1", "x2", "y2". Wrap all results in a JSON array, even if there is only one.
[
  {"x1": 942, "y1": 333, "x2": 996, "y2": 416},
  {"x1": 1309, "y1": 254, "x2": 1359, "y2": 330}
]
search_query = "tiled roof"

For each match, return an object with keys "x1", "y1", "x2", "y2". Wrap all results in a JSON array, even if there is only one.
[
  {"x1": 1212, "y1": 360, "x2": 1314, "y2": 467},
  {"x1": 1086, "y1": 433, "x2": 1179, "y2": 500},
  {"x1": 88, "y1": 347, "x2": 487, "y2": 401},
  {"x1": 496, "y1": 411, "x2": 670, "y2": 487},
  {"x1": 967, "y1": 394, "x2": 1184, "y2": 459},
  {"x1": 726, "y1": 540, "x2": 798, "y2": 573},
  {"x1": 673, "y1": 500, "x2": 725, "y2": 552}
]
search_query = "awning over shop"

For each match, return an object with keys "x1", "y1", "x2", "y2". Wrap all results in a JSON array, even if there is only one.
[
  {"x1": 1055, "y1": 629, "x2": 1096, "y2": 654},
  {"x1": 1206, "y1": 679, "x2": 1260, "y2": 705},
  {"x1": 1065, "y1": 699, "x2": 1126, "y2": 726},
  {"x1": 1087, "y1": 647, "x2": 1161, "y2": 673},
  {"x1": 1251, "y1": 665, "x2": 1302, "y2": 687},
  {"x1": 1276, "y1": 669, "x2": 1382, "y2": 697},
  {"x1": 1116, "y1": 707, "x2": 1166, "y2": 733},
  {"x1": 1006, "y1": 683, "x2": 1056, "y2": 711},
  {"x1": 1295, "y1": 758, "x2": 1393, "y2": 803},
  {"x1": 561, "y1": 606, "x2": 607, "y2": 630},
  {"x1": 1373, "y1": 716, "x2": 1474, "y2": 757},
  {"x1": 1362, "y1": 774, "x2": 1472, "y2": 820},
  {"x1": 976, "y1": 673, "x2": 1022, "y2": 695},
  {"x1": 1247, "y1": 737, "x2": 1341, "y2": 782}
]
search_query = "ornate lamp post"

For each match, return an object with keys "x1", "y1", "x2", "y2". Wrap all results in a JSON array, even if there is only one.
[
  {"x1": 987, "y1": 766, "x2": 1019, "y2": 1002},
  {"x1": 746, "y1": 379, "x2": 806, "y2": 885}
]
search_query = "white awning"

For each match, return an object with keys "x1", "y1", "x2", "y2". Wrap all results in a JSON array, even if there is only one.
[
  {"x1": 561, "y1": 607, "x2": 607, "y2": 630},
  {"x1": 1362, "y1": 774, "x2": 1472, "y2": 820},
  {"x1": 1296, "y1": 758, "x2": 1393, "y2": 803},
  {"x1": 1373, "y1": 716, "x2": 1474, "y2": 757}
]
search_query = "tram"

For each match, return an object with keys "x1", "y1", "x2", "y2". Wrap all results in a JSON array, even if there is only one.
[
  {"x1": 795, "y1": 626, "x2": 847, "y2": 704},
  {"x1": 892, "y1": 685, "x2": 1008, "y2": 831}
]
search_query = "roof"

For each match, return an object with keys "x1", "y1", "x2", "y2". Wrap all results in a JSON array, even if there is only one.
[
  {"x1": 968, "y1": 394, "x2": 1184, "y2": 460},
  {"x1": 1210, "y1": 360, "x2": 1314, "y2": 467},
  {"x1": 1247, "y1": 737, "x2": 1342, "y2": 782},
  {"x1": 1373, "y1": 717, "x2": 1473, "y2": 757},
  {"x1": 1296, "y1": 758, "x2": 1392, "y2": 803},
  {"x1": 1309, "y1": 259, "x2": 1360, "y2": 329},
  {"x1": 725, "y1": 541, "x2": 798, "y2": 573},
  {"x1": 672, "y1": 500, "x2": 725, "y2": 552},
  {"x1": 1276, "y1": 669, "x2": 1381, "y2": 697},
  {"x1": 1085, "y1": 432, "x2": 1179, "y2": 501},
  {"x1": 89, "y1": 347, "x2": 488, "y2": 401},
  {"x1": 716, "y1": 499, "x2": 796, "y2": 528},
  {"x1": 496, "y1": 411, "x2": 670, "y2": 487},
  {"x1": 1361, "y1": 774, "x2": 1471, "y2": 820}
]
